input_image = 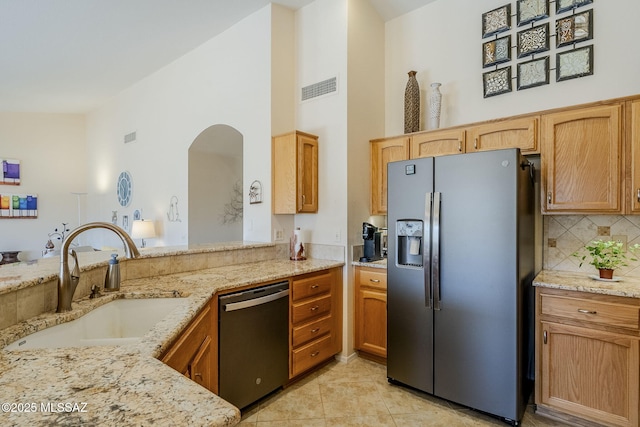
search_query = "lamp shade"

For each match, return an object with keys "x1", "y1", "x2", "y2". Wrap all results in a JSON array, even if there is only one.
[{"x1": 131, "y1": 220, "x2": 156, "y2": 239}]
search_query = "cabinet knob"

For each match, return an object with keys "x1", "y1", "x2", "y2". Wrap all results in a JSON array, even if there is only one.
[
  {"x1": 577, "y1": 308, "x2": 597, "y2": 315},
  {"x1": 311, "y1": 328, "x2": 320, "y2": 333},
  {"x1": 311, "y1": 351, "x2": 320, "y2": 357},
  {"x1": 311, "y1": 284, "x2": 319, "y2": 289},
  {"x1": 310, "y1": 305, "x2": 319, "y2": 311}
]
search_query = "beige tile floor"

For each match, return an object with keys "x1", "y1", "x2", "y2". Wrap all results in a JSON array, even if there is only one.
[{"x1": 239, "y1": 357, "x2": 570, "y2": 427}]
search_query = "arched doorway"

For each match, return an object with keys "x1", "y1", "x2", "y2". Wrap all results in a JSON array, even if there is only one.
[{"x1": 188, "y1": 124, "x2": 243, "y2": 244}]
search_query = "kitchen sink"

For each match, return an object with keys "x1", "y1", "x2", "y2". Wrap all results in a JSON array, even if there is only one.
[{"x1": 4, "y1": 298, "x2": 188, "y2": 350}]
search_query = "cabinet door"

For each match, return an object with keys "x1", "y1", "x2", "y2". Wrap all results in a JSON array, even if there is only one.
[
  {"x1": 355, "y1": 288, "x2": 387, "y2": 358},
  {"x1": 410, "y1": 129, "x2": 465, "y2": 158},
  {"x1": 467, "y1": 116, "x2": 538, "y2": 153},
  {"x1": 189, "y1": 336, "x2": 212, "y2": 391},
  {"x1": 370, "y1": 137, "x2": 410, "y2": 215},
  {"x1": 541, "y1": 105, "x2": 622, "y2": 213},
  {"x1": 630, "y1": 100, "x2": 640, "y2": 213},
  {"x1": 540, "y1": 322, "x2": 639, "y2": 427},
  {"x1": 297, "y1": 134, "x2": 318, "y2": 212}
]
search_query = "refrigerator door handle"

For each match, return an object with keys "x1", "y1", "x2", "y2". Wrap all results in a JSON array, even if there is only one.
[
  {"x1": 432, "y1": 192, "x2": 441, "y2": 311},
  {"x1": 424, "y1": 192, "x2": 433, "y2": 308}
]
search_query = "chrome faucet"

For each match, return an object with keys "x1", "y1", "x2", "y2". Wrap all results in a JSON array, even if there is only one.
[{"x1": 57, "y1": 222, "x2": 140, "y2": 312}]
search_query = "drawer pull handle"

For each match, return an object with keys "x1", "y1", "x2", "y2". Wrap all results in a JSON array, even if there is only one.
[
  {"x1": 547, "y1": 192, "x2": 552, "y2": 204},
  {"x1": 543, "y1": 330, "x2": 547, "y2": 344},
  {"x1": 637, "y1": 188, "x2": 640, "y2": 203},
  {"x1": 310, "y1": 305, "x2": 320, "y2": 311},
  {"x1": 311, "y1": 284, "x2": 319, "y2": 289},
  {"x1": 369, "y1": 279, "x2": 381, "y2": 283},
  {"x1": 311, "y1": 351, "x2": 320, "y2": 357},
  {"x1": 194, "y1": 372, "x2": 203, "y2": 379},
  {"x1": 311, "y1": 328, "x2": 320, "y2": 333},
  {"x1": 578, "y1": 309, "x2": 597, "y2": 315},
  {"x1": 474, "y1": 138, "x2": 478, "y2": 150},
  {"x1": 458, "y1": 140, "x2": 462, "y2": 152}
]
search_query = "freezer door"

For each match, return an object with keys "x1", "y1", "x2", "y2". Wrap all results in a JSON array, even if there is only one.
[
  {"x1": 387, "y1": 157, "x2": 434, "y2": 394},
  {"x1": 433, "y1": 149, "x2": 528, "y2": 421}
]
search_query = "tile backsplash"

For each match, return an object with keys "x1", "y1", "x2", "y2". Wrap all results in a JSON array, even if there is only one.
[{"x1": 544, "y1": 215, "x2": 640, "y2": 277}]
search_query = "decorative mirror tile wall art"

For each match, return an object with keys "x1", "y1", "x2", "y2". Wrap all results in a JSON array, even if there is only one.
[
  {"x1": 482, "y1": 4, "x2": 511, "y2": 38},
  {"x1": 517, "y1": 56, "x2": 550, "y2": 89},
  {"x1": 517, "y1": 0, "x2": 549, "y2": 26},
  {"x1": 481, "y1": 0, "x2": 595, "y2": 97},
  {"x1": 556, "y1": 0, "x2": 593, "y2": 14},
  {"x1": 517, "y1": 23, "x2": 549, "y2": 57},
  {"x1": 556, "y1": 10, "x2": 593, "y2": 47},
  {"x1": 483, "y1": 36, "x2": 512, "y2": 67},
  {"x1": 557, "y1": 45, "x2": 593, "y2": 81},
  {"x1": 483, "y1": 67, "x2": 512, "y2": 97}
]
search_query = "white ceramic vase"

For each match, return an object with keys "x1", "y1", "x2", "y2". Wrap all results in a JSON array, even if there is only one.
[{"x1": 429, "y1": 82, "x2": 442, "y2": 130}]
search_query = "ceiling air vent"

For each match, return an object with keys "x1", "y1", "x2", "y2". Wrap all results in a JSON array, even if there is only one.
[
  {"x1": 301, "y1": 77, "x2": 337, "y2": 101},
  {"x1": 124, "y1": 131, "x2": 137, "y2": 144}
]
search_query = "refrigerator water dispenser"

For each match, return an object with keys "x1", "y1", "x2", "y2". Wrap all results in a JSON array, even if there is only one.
[{"x1": 396, "y1": 220, "x2": 423, "y2": 267}]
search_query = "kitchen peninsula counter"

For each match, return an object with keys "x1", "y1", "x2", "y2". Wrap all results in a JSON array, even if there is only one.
[
  {"x1": 533, "y1": 269, "x2": 640, "y2": 299},
  {"x1": 0, "y1": 256, "x2": 344, "y2": 427}
]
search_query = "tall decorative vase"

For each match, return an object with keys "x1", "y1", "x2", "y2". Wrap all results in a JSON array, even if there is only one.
[
  {"x1": 429, "y1": 82, "x2": 442, "y2": 130},
  {"x1": 404, "y1": 71, "x2": 420, "y2": 133}
]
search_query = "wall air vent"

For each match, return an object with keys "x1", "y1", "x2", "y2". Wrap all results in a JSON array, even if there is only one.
[
  {"x1": 301, "y1": 77, "x2": 337, "y2": 101},
  {"x1": 124, "y1": 131, "x2": 137, "y2": 144}
]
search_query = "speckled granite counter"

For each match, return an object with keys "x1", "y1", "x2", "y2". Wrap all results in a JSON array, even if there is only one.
[
  {"x1": 351, "y1": 258, "x2": 387, "y2": 269},
  {"x1": 533, "y1": 270, "x2": 640, "y2": 299},
  {"x1": 0, "y1": 258, "x2": 343, "y2": 427}
]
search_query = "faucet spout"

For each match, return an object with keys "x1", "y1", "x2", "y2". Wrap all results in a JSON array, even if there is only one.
[{"x1": 57, "y1": 222, "x2": 140, "y2": 312}]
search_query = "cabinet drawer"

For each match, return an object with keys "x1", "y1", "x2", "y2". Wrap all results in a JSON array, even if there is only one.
[
  {"x1": 292, "y1": 315, "x2": 332, "y2": 347},
  {"x1": 291, "y1": 272, "x2": 333, "y2": 301},
  {"x1": 291, "y1": 334, "x2": 333, "y2": 377},
  {"x1": 292, "y1": 294, "x2": 332, "y2": 324},
  {"x1": 161, "y1": 304, "x2": 211, "y2": 373},
  {"x1": 541, "y1": 294, "x2": 640, "y2": 330},
  {"x1": 358, "y1": 269, "x2": 386, "y2": 290}
]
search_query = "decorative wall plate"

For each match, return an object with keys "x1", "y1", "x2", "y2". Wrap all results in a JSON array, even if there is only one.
[{"x1": 117, "y1": 171, "x2": 133, "y2": 207}]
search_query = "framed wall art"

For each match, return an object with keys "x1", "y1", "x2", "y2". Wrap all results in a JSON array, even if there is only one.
[
  {"x1": 483, "y1": 66, "x2": 512, "y2": 98},
  {"x1": 556, "y1": 10, "x2": 593, "y2": 48},
  {"x1": 482, "y1": 4, "x2": 511, "y2": 38},
  {"x1": 517, "y1": 23, "x2": 549, "y2": 58},
  {"x1": 517, "y1": 56, "x2": 550, "y2": 90},
  {"x1": 517, "y1": 0, "x2": 549, "y2": 26},
  {"x1": 557, "y1": 45, "x2": 593, "y2": 81},
  {"x1": 483, "y1": 35, "x2": 511, "y2": 67},
  {"x1": 0, "y1": 193, "x2": 38, "y2": 218},
  {"x1": 556, "y1": 0, "x2": 593, "y2": 14},
  {"x1": 1, "y1": 159, "x2": 20, "y2": 185}
]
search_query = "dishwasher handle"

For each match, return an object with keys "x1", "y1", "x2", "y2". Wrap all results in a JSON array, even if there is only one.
[{"x1": 223, "y1": 289, "x2": 289, "y2": 312}]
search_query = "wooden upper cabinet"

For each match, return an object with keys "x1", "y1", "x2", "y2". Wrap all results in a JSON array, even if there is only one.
[
  {"x1": 541, "y1": 104, "x2": 623, "y2": 213},
  {"x1": 467, "y1": 116, "x2": 539, "y2": 154},
  {"x1": 273, "y1": 131, "x2": 318, "y2": 214},
  {"x1": 629, "y1": 100, "x2": 640, "y2": 213},
  {"x1": 410, "y1": 129, "x2": 466, "y2": 158},
  {"x1": 370, "y1": 136, "x2": 410, "y2": 215}
]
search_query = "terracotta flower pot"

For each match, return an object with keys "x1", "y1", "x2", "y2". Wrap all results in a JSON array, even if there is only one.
[{"x1": 598, "y1": 268, "x2": 614, "y2": 280}]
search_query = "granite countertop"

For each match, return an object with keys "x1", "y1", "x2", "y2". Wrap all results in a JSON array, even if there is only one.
[
  {"x1": 0, "y1": 258, "x2": 343, "y2": 427},
  {"x1": 533, "y1": 270, "x2": 640, "y2": 299},
  {"x1": 351, "y1": 258, "x2": 387, "y2": 269}
]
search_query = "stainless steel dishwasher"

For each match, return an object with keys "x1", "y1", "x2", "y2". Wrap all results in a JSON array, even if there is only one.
[{"x1": 218, "y1": 281, "x2": 289, "y2": 409}]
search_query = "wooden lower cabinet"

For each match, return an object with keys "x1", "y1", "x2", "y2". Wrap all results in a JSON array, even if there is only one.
[
  {"x1": 289, "y1": 268, "x2": 342, "y2": 378},
  {"x1": 535, "y1": 287, "x2": 640, "y2": 427},
  {"x1": 354, "y1": 266, "x2": 387, "y2": 360},
  {"x1": 161, "y1": 300, "x2": 216, "y2": 393}
]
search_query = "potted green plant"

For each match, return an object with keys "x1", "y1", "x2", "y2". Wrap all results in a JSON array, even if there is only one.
[{"x1": 572, "y1": 240, "x2": 640, "y2": 279}]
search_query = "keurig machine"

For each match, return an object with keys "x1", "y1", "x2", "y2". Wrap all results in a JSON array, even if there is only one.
[{"x1": 360, "y1": 222, "x2": 383, "y2": 262}]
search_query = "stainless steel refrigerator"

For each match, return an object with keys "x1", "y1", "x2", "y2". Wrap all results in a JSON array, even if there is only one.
[{"x1": 387, "y1": 148, "x2": 535, "y2": 425}]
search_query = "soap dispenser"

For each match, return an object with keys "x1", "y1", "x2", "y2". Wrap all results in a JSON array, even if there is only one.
[{"x1": 104, "y1": 253, "x2": 121, "y2": 292}]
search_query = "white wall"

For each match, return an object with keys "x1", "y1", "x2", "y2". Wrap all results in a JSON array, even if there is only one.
[
  {"x1": 385, "y1": 0, "x2": 640, "y2": 135},
  {"x1": 85, "y1": 5, "x2": 276, "y2": 248},
  {"x1": 0, "y1": 113, "x2": 86, "y2": 260}
]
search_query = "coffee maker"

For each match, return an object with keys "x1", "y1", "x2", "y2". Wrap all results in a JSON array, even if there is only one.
[{"x1": 360, "y1": 222, "x2": 383, "y2": 262}]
